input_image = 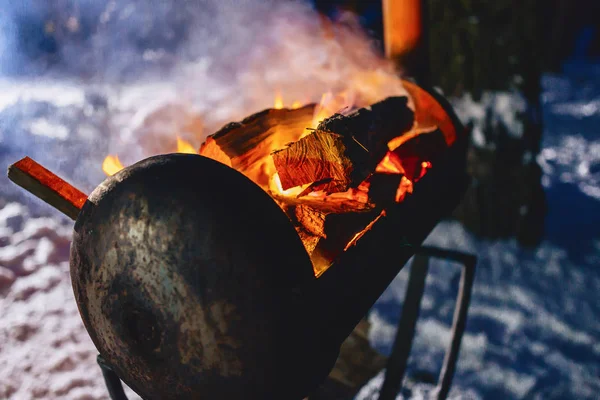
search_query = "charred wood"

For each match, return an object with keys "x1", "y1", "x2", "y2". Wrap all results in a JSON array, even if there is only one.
[
  {"x1": 272, "y1": 192, "x2": 374, "y2": 214},
  {"x1": 199, "y1": 105, "x2": 315, "y2": 187},
  {"x1": 273, "y1": 96, "x2": 415, "y2": 193},
  {"x1": 367, "y1": 173, "x2": 403, "y2": 207},
  {"x1": 310, "y1": 209, "x2": 381, "y2": 276},
  {"x1": 317, "y1": 96, "x2": 414, "y2": 181},
  {"x1": 294, "y1": 205, "x2": 327, "y2": 239},
  {"x1": 272, "y1": 130, "x2": 355, "y2": 192}
]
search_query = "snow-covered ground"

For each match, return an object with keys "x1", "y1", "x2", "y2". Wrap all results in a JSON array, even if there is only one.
[{"x1": 358, "y1": 64, "x2": 600, "y2": 399}]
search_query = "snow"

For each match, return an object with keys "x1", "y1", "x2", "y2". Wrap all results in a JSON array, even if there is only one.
[
  {"x1": 450, "y1": 91, "x2": 528, "y2": 148},
  {"x1": 0, "y1": 204, "x2": 141, "y2": 400},
  {"x1": 537, "y1": 135, "x2": 600, "y2": 201},
  {"x1": 358, "y1": 64, "x2": 600, "y2": 399},
  {"x1": 359, "y1": 223, "x2": 600, "y2": 399}
]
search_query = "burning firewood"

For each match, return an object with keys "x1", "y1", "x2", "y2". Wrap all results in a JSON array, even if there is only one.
[
  {"x1": 272, "y1": 192, "x2": 374, "y2": 214},
  {"x1": 273, "y1": 96, "x2": 415, "y2": 194},
  {"x1": 272, "y1": 130, "x2": 354, "y2": 193},
  {"x1": 267, "y1": 97, "x2": 419, "y2": 273},
  {"x1": 289, "y1": 205, "x2": 327, "y2": 256},
  {"x1": 293, "y1": 205, "x2": 327, "y2": 238},
  {"x1": 199, "y1": 105, "x2": 315, "y2": 188},
  {"x1": 310, "y1": 210, "x2": 382, "y2": 276},
  {"x1": 317, "y1": 96, "x2": 414, "y2": 161},
  {"x1": 280, "y1": 202, "x2": 380, "y2": 275},
  {"x1": 200, "y1": 93, "x2": 450, "y2": 276}
]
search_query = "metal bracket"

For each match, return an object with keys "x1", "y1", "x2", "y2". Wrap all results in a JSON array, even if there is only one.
[
  {"x1": 97, "y1": 355, "x2": 128, "y2": 400},
  {"x1": 378, "y1": 246, "x2": 476, "y2": 400}
]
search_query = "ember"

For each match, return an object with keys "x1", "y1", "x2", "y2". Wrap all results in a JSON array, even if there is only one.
[
  {"x1": 102, "y1": 155, "x2": 125, "y2": 176},
  {"x1": 198, "y1": 81, "x2": 459, "y2": 276},
  {"x1": 176, "y1": 136, "x2": 197, "y2": 154},
  {"x1": 102, "y1": 137, "x2": 197, "y2": 176}
]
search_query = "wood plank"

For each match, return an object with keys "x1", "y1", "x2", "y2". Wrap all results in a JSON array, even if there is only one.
[
  {"x1": 7, "y1": 157, "x2": 87, "y2": 220},
  {"x1": 272, "y1": 96, "x2": 415, "y2": 194},
  {"x1": 199, "y1": 105, "x2": 316, "y2": 189},
  {"x1": 272, "y1": 130, "x2": 355, "y2": 192}
]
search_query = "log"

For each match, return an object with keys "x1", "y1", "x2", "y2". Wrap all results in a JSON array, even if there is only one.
[
  {"x1": 295, "y1": 227, "x2": 321, "y2": 256},
  {"x1": 7, "y1": 157, "x2": 87, "y2": 220},
  {"x1": 272, "y1": 96, "x2": 414, "y2": 194},
  {"x1": 272, "y1": 192, "x2": 374, "y2": 214},
  {"x1": 274, "y1": 193, "x2": 381, "y2": 275},
  {"x1": 294, "y1": 205, "x2": 326, "y2": 238},
  {"x1": 317, "y1": 96, "x2": 414, "y2": 158},
  {"x1": 297, "y1": 178, "x2": 348, "y2": 198},
  {"x1": 272, "y1": 130, "x2": 355, "y2": 192},
  {"x1": 199, "y1": 105, "x2": 315, "y2": 188},
  {"x1": 310, "y1": 209, "x2": 382, "y2": 276}
]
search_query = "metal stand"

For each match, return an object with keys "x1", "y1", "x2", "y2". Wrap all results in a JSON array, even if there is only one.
[
  {"x1": 378, "y1": 246, "x2": 476, "y2": 400},
  {"x1": 97, "y1": 355, "x2": 128, "y2": 400}
]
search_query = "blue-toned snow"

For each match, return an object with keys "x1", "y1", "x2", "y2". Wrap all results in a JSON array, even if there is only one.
[{"x1": 358, "y1": 64, "x2": 600, "y2": 400}]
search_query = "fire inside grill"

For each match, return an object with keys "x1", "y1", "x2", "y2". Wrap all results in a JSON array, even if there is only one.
[
  {"x1": 100, "y1": 80, "x2": 459, "y2": 278},
  {"x1": 7, "y1": 79, "x2": 469, "y2": 400},
  {"x1": 201, "y1": 81, "x2": 456, "y2": 277}
]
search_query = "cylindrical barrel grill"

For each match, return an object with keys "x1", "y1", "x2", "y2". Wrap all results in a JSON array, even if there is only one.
[{"x1": 8, "y1": 80, "x2": 470, "y2": 400}]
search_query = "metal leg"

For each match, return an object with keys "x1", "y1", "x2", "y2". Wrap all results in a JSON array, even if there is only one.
[
  {"x1": 378, "y1": 246, "x2": 477, "y2": 400},
  {"x1": 97, "y1": 355, "x2": 129, "y2": 400},
  {"x1": 426, "y1": 248, "x2": 476, "y2": 400},
  {"x1": 378, "y1": 254, "x2": 430, "y2": 400}
]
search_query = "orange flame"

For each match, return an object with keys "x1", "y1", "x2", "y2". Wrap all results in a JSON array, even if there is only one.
[
  {"x1": 311, "y1": 91, "x2": 354, "y2": 128},
  {"x1": 102, "y1": 138, "x2": 196, "y2": 176},
  {"x1": 395, "y1": 176, "x2": 414, "y2": 202},
  {"x1": 376, "y1": 151, "x2": 405, "y2": 174},
  {"x1": 274, "y1": 91, "x2": 284, "y2": 109},
  {"x1": 102, "y1": 155, "x2": 124, "y2": 176},
  {"x1": 418, "y1": 160, "x2": 432, "y2": 180},
  {"x1": 272, "y1": 173, "x2": 311, "y2": 197},
  {"x1": 176, "y1": 136, "x2": 197, "y2": 154}
]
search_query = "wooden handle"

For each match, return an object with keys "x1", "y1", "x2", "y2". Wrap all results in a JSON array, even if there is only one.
[{"x1": 7, "y1": 157, "x2": 88, "y2": 220}]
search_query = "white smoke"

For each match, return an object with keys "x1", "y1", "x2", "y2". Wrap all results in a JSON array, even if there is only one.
[{"x1": 0, "y1": 0, "x2": 407, "y2": 192}]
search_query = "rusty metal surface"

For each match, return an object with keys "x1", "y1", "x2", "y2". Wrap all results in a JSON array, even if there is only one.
[{"x1": 70, "y1": 154, "x2": 337, "y2": 400}]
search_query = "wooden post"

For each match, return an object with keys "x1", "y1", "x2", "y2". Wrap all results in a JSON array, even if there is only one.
[{"x1": 382, "y1": 0, "x2": 430, "y2": 85}]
